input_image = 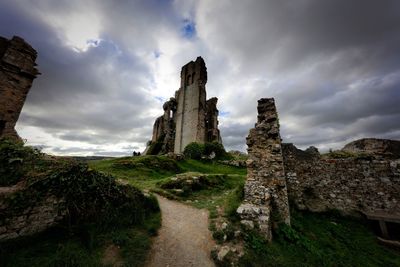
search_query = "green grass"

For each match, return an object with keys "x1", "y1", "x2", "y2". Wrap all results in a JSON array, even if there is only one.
[
  {"x1": 239, "y1": 209, "x2": 400, "y2": 267},
  {"x1": 90, "y1": 156, "x2": 246, "y2": 220},
  {"x1": 89, "y1": 155, "x2": 180, "y2": 190},
  {"x1": 178, "y1": 159, "x2": 246, "y2": 175},
  {"x1": 90, "y1": 155, "x2": 400, "y2": 267},
  {"x1": 0, "y1": 212, "x2": 161, "y2": 267},
  {"x1": 89, "y1": 156, "x2": 246, "y2": 191}
]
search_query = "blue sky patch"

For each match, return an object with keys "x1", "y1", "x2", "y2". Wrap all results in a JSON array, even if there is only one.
[
  {"x1": 220, "y1": 111, "x2": 230, "y2": 117},
  {"x1": 155, "y1": 96, "x2": 164, "y2": 103},
  {"x1": 181, "y1": 19, "x2": 196, "y2": 39},
  {"x1": 154, "y1": 50, "x2": 161, "y2": 58}
]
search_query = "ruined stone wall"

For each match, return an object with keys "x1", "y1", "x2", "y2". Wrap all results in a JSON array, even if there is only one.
[
  {"x1": 237, "y1": 98, "x2": 290, "y2": 241},
  {"x1": 283, "y1": 144, "x2": 400, "y2": 214},
  {"x1": 149, "y1": 98, "x2": 177, "y2": 154},
  {"x1": 0, "y1": 36, "x2": 39, "y2": 140},
  {"x1": 206, "y1": 97, "x2": 222, "y2": 143},
  {"x1": 0, "y1": 187, "x2": 66, "y2": 241}
]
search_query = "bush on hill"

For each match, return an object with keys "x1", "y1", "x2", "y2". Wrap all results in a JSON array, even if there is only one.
[
  {"x1": 183, "y1": 142, "x2": 205, "y2": 159},
  {"x1": 0, "y1": 138, "x2": 42, "y2": 186},
  {"x1": 184, "y1": 141, "x2": 229, "y2": 160}
]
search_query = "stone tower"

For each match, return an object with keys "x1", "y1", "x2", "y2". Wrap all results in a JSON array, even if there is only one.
[
  {"x1": 0, "y1": 36, "x2": 39, "y2": 140},
  {"x1": 174, "y1": 57, "x2": 208, "y2": 153},
  {"x1": 146, "y1": 57, "x2": 222, "y2": 155}
]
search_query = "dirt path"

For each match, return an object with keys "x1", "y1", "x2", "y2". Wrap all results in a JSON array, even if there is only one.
[{"x1": 145, "y1": 195, "x2": 215, "y2": 267}]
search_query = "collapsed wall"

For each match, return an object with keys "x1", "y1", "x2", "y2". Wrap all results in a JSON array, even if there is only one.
[
  {"x1": 237, "y1": 98, "x2": 290, "y2": 241},
  {"x1": 283, "y1": 143, "x2": 400, "y2": 214},
  {"x1": 0, "y1": 36, "x2": 39, "y2": 140},
  {"x1": 0, "y1": 187, "x2": 66, "y2": 241},
  {"x1": 146, "y1": 57, "x2": 222, "y2": 155}
]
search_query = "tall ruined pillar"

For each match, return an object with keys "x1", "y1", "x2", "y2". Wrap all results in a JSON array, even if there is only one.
[
  {"x1": 145, "y1": 57, "x2": 222, "y2": 155},
  {"x1": 0, "y1": 36, "x2": 39, "y2": 140},
  {"x1": 174, "y1": 57, "x2": 208, "y2": 153},
  {"x1": 237, "y1": 98, "x2": 290, "y2": 241}
]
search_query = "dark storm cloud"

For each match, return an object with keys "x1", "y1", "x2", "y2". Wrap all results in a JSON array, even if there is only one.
[
  {"x1": 0, "y1": 0, "x2": 163, "y2": 153},
  {"x1": 1, "y1": 0, "x2": 400, "y2": 155},
  {"x1": 199, "y1": 0, "x2": 400, "y2": 74},
  {"x1": 19, "y1": 36, "x2": 156, "y2": 143},
  {"x1": 197, "y1": 0, "x2": 400, "y2": 151}
]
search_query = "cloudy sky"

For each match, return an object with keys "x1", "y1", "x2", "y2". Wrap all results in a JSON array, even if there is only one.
[{"x1": 1, "y1": 0, "x2": 400, "y2": 156}]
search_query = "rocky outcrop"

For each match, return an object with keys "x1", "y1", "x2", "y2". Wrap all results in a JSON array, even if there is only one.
[
  {"x1": 237, "y1": 98, "x2": 290, "y2": 241},
  {"x1": 0, "y1": 36, "x2": 39, "y2": 140},
  {"x1": 342, "y1": 138, "x2": 400, "y2": 159},
  {"x1": 146, "y1": 57, "x2": 222, "y2": 155}
]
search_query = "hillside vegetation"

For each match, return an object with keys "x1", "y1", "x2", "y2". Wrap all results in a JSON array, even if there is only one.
[
  {"x1": 91, "y1": 154, "x2": 400, "y2": 267},
  {"x1": 0, "y1": 139, "x2": 160, "y2": 267},
  {"x1": 2, "y1": 143, "x2": 399, "y2": 266}
]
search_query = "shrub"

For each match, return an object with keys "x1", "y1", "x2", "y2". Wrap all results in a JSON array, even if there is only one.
[
  {"x1": 0, "y1": 138, "x2": 42, "y2": 186},
  {"x1": 183, "y1": 142, "x2": 205, "y2": 159},
  {"x1": 183, "y1": 141, "x2": 229, "y2": 160},
  {"x1": 204, "y1": 141, "x2": 228, "y2": 159}
]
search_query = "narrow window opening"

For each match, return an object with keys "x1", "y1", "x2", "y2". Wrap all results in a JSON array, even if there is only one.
[{"x1": 0, "y1": 120, "x2": 6, "y2": 136}]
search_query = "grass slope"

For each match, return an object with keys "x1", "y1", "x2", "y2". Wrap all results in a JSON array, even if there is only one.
[{"x1": 90, "y1": 155, "x2": 400, "y2": 267}]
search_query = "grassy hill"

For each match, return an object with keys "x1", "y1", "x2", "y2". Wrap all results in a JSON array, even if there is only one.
[
  {"x1": 90, "y1": 155, "x2": 400, "y2": 267},
  {"x1": 2, "y1": 145, "x2": 399, "y2": 266}
]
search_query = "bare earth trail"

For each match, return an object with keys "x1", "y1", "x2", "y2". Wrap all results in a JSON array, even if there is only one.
[{"x1": 145, "y1": 195, "x2": 216, "y2": 267}]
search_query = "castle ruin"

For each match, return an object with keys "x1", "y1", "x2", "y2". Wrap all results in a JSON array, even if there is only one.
[
  {"x1": 0, "y1": 36, "x2": 39, "y2": 140},
  {"x1": 237, "y1": 98, "x2": 290, "y2": 240},
  {"x1": 146, "y1": 57, "x2": 222, "y2": 155},
  {"x1": 237, "y1": 97, "x2": 399, "y2": 241}
]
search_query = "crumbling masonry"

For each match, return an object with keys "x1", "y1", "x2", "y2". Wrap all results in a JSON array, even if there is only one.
[
  {"x1": 146, "y1": 57, "x2": 222, "y2": 154},
  {"x1": 0, "y1": 36, "x2": 39, "y2": 140},
  {"x1": 237, "y1": 98, "x2": 290, "y2": 241},
  {"x1": 237, "y1": 98, "x2": 400, "y2": 242}
]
